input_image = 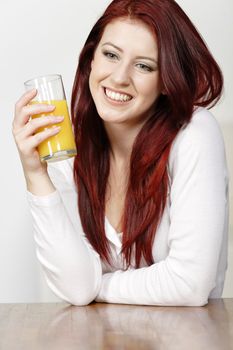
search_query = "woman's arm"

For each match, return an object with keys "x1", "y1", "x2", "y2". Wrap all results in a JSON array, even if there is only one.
[
  {"x1": 27, "y1": 160, "x2": 102, "y2": 306},
  {"x1": 13, "y1": 91, "x2": 102, "y2": 305},
  {"x1": 95, "y1": 110, "x2": 229, "y2": 306}
]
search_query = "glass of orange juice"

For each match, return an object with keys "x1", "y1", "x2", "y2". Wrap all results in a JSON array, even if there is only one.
[{"x1": 24, "y1": 74, "x2": 77, "y2": 162}]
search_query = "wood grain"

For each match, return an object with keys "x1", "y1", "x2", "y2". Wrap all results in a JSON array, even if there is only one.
[{"x1": 0, "y1": 299, "x2": 232, "y2": 349}]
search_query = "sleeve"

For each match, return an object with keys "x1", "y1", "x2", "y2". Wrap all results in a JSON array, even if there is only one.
[
  {"x1": 27, "y1": 160, "x2": 102, "y2": 306},
  {"x1": 95, "y1": 112, "x2": 229, "y2": 306}
]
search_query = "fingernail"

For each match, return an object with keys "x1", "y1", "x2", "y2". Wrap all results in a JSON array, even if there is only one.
[
  {"x1": 29, "y1": 88, "x2": 37, "y2": 93},
  {"x1": 55, "y1": 116, "x2": 64, "y2": 120},
  {"x1": 50, "y1": 126, "x2": 61, "y2": 133},
  {"x1": 47, "y1": 105, "x2": 55, "y2": 110}
]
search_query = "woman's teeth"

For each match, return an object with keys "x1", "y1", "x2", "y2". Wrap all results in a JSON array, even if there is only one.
[{"x1": 105, "y1": 88, "x2": 132, "y2": 102}]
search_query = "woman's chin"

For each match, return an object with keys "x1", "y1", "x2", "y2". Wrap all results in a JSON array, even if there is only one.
[{"x1": 98, "y1": 112, "x2": 127, "y2": 125}]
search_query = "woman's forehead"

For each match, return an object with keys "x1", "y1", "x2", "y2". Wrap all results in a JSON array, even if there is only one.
[{"x1": 99, "y1": 19, "x2": 158, "y2": 58}]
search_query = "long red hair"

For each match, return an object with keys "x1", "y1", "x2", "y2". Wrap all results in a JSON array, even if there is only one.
[{"x1": 71, "y1": 0, "x2": 223, "y2": 268}]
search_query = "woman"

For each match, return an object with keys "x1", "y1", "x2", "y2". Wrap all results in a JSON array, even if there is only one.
[{"x1": 13, "y1": 0, "x2": 229, "y2": 306}]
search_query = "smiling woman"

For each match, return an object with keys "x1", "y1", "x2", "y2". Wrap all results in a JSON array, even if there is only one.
[
  {"x1": 13, "y1": 0, "x2": 229, "y2": 307},
  {"x1": 89, "y1": 19, "x2": 162, "y2": 126}
]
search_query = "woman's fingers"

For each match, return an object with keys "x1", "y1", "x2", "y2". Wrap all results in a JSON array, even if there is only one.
[
  {"x1": 23, "y1": 103, "x2": 56, "y2": 118},
  {"x1": 18, "y1": 126, "x2": 61, "y2": 156},
  {"x1": 13, "y1": 103, "x2": 56, "y2": 130},
  {"x1": 12, "y1": 90, "x2": 64, "y2": 158},
  {"x1": 12, "y1": 90, "x2": 62, "y2": 175},
  {"x1": 13, "y1": 89, "x2": 56, "y2": 130},
  {"x1": 17, "y1": 115, "x2": 64, "y2": 140},
  {"x1": 14, "y1": 88, "x2": 37, "y2": 115}
]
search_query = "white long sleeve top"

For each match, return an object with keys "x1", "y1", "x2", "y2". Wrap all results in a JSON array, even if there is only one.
[{"x1": 27, "y1": 107, "x2": 229, "y2": 306}]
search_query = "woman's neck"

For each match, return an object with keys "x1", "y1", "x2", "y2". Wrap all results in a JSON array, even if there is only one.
[
  {"x1": 104, "y1": 121, "x2": 144, "y2": 233},
  {"x1": 104, "y1": 121, "x2": 142, "y2": 164}
]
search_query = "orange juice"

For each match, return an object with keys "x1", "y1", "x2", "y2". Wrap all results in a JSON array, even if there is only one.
[{"x1": 31, "y1": 99, "x2": 77, "y2": 162}]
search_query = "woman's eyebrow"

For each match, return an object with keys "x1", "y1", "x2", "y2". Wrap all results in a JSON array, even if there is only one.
[
  {"x1": 101, "y1": 42, "x2": 158, "y2": 64},
  {"x1": 101, "y1": 42, "x2": 123, "y2": 52}
]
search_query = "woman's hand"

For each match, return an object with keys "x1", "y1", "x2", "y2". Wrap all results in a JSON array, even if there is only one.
[{"x1": 12, "y1": 88, "x2": 63, "y2": 194}]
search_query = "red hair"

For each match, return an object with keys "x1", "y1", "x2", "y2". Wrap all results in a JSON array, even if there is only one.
[{"x1": 71, "y1": 0, "x2": 223, "y2": 268}]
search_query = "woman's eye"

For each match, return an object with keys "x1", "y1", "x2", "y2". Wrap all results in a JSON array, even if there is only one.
[
  {"x1": 136, "y1": 63, "x2": 153, "y2": 72},
  {"x1": 103, "y1": 51, "x2": 118, "y2": 60}
]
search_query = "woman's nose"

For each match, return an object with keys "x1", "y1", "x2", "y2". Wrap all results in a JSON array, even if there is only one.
[{"x1": 110, "y1": 61, "x2": 131, "y2": 87}]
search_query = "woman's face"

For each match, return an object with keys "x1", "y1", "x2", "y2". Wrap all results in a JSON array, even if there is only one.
[{"x1": 89, "y1": 18, "x2": 162, "y2": 127}]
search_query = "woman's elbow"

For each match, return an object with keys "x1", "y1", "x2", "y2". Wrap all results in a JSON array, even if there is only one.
[
  {"x1": 53, "y1": 286, "x2": 98, "y2": 306},
  {"x1": 177, "y1": 284, "x2": 211, "y2": 307},
  {"x1": 65, "y1": 293, "x2": 95, "y2": 306},
  {"x1": 45, "y1": 276, "x2": 100, "y2": 306},
  {"x1": 185, "y1": 294, "x2": 208, "y2": 307}
]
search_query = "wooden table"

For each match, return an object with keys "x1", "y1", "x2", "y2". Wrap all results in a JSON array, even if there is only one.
[{"x1": 0, "y1": 299, "x2": 233, "y2": 349}]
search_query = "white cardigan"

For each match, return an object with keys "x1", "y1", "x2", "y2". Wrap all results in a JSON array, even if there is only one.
[{"x1": 27, "y1": 107, "x2": 229, "y2": 306}]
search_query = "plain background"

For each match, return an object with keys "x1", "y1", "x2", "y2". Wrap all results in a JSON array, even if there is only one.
[{"x1": 0, "y1": 0, "x2": 232, "y2": 302}]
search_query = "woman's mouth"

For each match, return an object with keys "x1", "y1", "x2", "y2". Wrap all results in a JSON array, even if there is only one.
[{"x1": 104, "y1": 87, "x2": 133, "y2": 103}]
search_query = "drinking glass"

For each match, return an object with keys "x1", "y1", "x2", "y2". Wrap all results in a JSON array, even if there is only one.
[{"x1": 24, "y1": 74, "x2": 77, "y2": 162}]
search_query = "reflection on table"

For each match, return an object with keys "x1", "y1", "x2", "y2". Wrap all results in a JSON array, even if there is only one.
[{"x1": 0, "y1": 299, "x2": 232, "y2": 349}]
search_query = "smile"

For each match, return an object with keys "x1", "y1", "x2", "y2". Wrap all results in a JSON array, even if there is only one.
[{"x1": 104, "y1": 87, "x2": 133, "y2": 102}]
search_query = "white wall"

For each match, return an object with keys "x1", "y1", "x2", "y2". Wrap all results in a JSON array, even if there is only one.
[{"x1": 0, "y1": 0, "x2": 232, "y2": 302}]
